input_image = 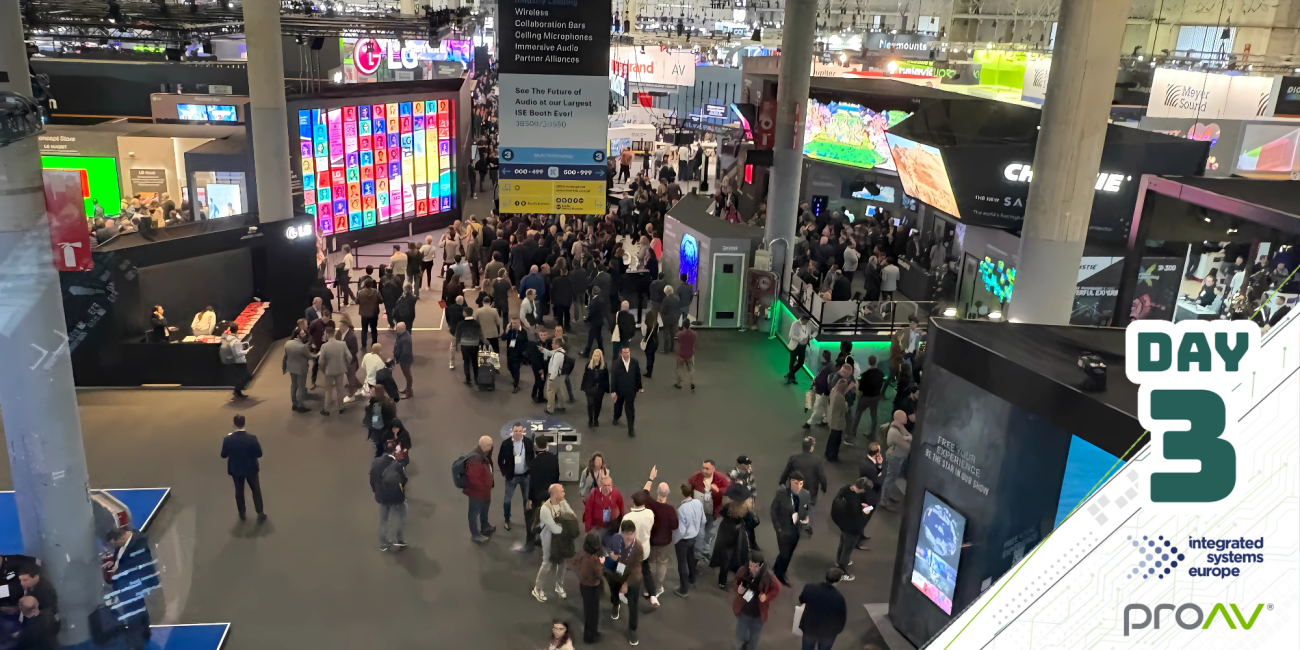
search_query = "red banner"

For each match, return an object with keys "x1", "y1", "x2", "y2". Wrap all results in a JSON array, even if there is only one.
[
  {"x1": 756, "y1": 99, "x2": 776, "y2": 149},
  {"x1": 43, "y1": 170, "x2": 93, "y2": 272}
]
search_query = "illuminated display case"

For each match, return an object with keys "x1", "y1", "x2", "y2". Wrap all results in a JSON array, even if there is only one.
[{"x1": 288, "y1": 81, "x2": 467, "y2": 240}]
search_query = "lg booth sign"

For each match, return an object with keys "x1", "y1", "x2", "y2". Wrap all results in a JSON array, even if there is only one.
[{"x1": 43, "y1": 170, "x2": 93, "y2": 272}]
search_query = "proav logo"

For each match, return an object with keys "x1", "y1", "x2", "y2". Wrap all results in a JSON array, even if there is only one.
[{"x1": 1123, "y1": 602, "x2": 1268, "y2": 635}]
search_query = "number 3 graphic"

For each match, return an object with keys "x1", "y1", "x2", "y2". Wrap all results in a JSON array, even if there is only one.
[{"x1": 1150, "y1": 389, "x2": 1235, "y2": 503}]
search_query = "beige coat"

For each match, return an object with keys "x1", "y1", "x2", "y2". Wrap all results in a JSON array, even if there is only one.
[{"x1": 473, "y1": 306, "x2": 503, "y2": 339}]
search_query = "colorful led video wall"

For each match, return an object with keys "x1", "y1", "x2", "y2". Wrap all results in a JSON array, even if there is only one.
[{"x1": 297, "y1": 98, "x2": 456, "y2": 235}]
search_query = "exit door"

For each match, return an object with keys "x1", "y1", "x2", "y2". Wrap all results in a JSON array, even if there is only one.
[{"x1": 711, "y1": 253, "x2": 745, "y2": 328}]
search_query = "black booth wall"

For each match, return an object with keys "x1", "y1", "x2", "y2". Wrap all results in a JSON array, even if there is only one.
[
  {"x1": 34, "y1": 60, "x2": 250, "y2": 118},
  {"x1": 137, "y1": 248, "x2": 255, "y2": 336},
  {"x1": 888, "y1": 320, "x2": 1144, "y2": 647}
]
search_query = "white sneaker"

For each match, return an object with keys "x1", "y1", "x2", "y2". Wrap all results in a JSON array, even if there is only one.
[
  {"x1": 618, "y1": 592, "x2": 628, "y2": 604},
  {"x1": 343, "y1": 396, "x2": 354, "y2": 403},
  {"x1": 840, "y1": 573, "x2": 856, "y2": 581},
  {"x1": 448, "y1": 362, "x2": 455, "y2": 370},
  {"x1": 554, "y1": 586, "x2": 567, "y2": 599},
  {"x1": 649, "y1": 595, "x2": 660, "y2": 607},
  {"x1": 531, "y1": 588, "x2": 547, "y2": 602}
]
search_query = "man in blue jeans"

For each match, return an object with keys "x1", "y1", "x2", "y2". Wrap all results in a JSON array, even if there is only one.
[
  {"x1": 497, "y1": 423, "x2": 535, "y2": 540},
  {"x1": 464, "y1": 436, "x2": 496, "y2": 544},
  {"x1": 370, "y1": 441, "x2": 408, "y2": 551}
]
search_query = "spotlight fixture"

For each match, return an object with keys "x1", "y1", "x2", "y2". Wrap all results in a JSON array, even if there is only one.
[{"x1": 942, "y1": 307, "x2": 957, "y2": 317}]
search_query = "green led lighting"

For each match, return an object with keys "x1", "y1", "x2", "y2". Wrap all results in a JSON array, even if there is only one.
[{"x1": 41, "y1": 156, "x2": 122, "y2": 218}]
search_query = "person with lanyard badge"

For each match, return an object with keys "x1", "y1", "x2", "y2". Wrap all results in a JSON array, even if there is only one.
[
  {"x1": 603, "y1": 520, "x2": 645, "y2": 646},
  {"x1": 732, "y1": 551, "x2": 780, "y2": 650},
  {"x1": 582, "y1": 476, "x2": 625, "y2": 534},
  {"x1": 687, "y1": 459, "x2": 731, "y2": 564},
  {"x1": 497, "y1": 423, "x2": 534, "y2": 535}
]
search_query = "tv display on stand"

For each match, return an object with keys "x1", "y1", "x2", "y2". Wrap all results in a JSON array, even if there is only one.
[{"x1": 911, "y1": 491, "x2": 967, "y2": 615}]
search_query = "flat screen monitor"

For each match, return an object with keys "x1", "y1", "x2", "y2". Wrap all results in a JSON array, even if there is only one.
[
  {"x1": 911, "y1": 491, "x2": 966, "y2": 615},
  {"x1": 886, "y1": 134, "x2": 961, "y2": 219},
  {"x1": 177, "y1": 104, "x2": 238, "y2": 122},
  {"x1": 296, "y1": 98, "x2": 458, "y2": 235},
  {"x1": 804, "y1": 99, "x2": 910, "y2": 171}
]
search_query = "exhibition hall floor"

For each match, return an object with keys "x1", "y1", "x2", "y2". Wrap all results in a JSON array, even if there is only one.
[{"x1": 0, "y1": 194, "x2": 899, "y2": 649}]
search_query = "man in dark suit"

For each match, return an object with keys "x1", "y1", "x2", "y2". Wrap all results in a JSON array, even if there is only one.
[
  {"x1": 856, "y1": 442, "x2": 884, "y2": 550},
  {"x1": 797, "y1": 568, "x2": 848, "y2": 648},
  {"x1": 610, "y1": 346, "x2": 643, "y2": 437},
  {"x1": 583, "y1": 285, "x2": 608, "y2": 357},
  {"x1": 613, "y1": 300, "x2": 636, "y2": 355},
  {"x1": 220, "y1": 414, "x2": 266, "y2": 522},
  {"x1": 778, "y1": 436, "x2": 829, "y2": 529},
  {"x1": 524, "y1": 435, "x2": 561, "y2": 552},
  {"x1": 497, "y1": 423, "x2": 536, "y2": 535}
]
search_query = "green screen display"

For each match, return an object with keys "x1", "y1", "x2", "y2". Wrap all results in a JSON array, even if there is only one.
[{"x1": 41, "y1": 155, "x2": 121, "y2": 217}]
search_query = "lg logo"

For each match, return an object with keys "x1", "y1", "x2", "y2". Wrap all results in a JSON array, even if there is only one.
[{"x1": 285, "y1": 224, "x2": 313, "y2": 240}]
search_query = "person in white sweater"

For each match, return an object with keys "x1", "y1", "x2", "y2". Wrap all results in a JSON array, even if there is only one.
[
  {"x1": 533, "y1": 483, "x2": 576, "y2": 603},
  {"x1": 191, "y1": 306, "x2": 216, "y2": 337},
  {"x1": 362, "y1": 343, "x2": 386, "y2": 388}
]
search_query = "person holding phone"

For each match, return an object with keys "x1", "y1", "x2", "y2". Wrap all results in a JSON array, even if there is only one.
[{"x1": 830, "y1": 477, "x2": 876, "y2": 581}]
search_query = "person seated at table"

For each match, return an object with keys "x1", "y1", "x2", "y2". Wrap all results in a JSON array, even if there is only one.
[
  {"x1": 191, "y1": 306, "x2": 217, "y2": 337},
  {"x1": 148, "y1": 305, "x2": 173, "y2": 343}
]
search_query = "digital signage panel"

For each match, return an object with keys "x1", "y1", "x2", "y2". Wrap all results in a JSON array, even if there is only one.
[
  {"x1": 911, "y1": 491, "x2": 966, "y2": 615},
  {"x1": 804, "y1": 99, "x2": 909, "y2": 171},
  {"x1": 886, "y1": 133, "x2": 961, "y2": 218},
  {"x1": 298, "y1": 99, "x2": 456, "y2": 235}
]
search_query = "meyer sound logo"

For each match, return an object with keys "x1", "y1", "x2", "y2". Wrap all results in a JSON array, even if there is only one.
[
  {"x1": 1256, "y1": 92, "x2": 1270, "y2": 116},
  {"x1": 1032, "y1": 69, "x2": 1048, "y2": 88},
  {"x1": 1163, "y1": 84, "x2": 1212, "y2": 112}
]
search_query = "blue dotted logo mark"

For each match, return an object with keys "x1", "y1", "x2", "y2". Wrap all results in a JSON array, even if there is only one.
[{"x1": 1127, "y1": 534, "x2": 1184, "y2": 579}]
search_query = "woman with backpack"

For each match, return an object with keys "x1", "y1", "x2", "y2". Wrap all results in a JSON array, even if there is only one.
[{"x1": 363, "y1": 396, "x2": 396, "y2": 457}]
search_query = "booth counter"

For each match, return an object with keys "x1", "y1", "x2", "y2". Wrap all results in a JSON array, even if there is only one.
[
  {"x1": 661, "y1": 194, "x2": 763, "y2": 328},
  {"x1": 62, "y1": 214, "x2": 317, "y2": 387}
]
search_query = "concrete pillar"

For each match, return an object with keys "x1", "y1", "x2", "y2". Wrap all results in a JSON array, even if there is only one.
[
  {"x1": 400, "y1": 0, "x2": 415, "y2": 16},
  {"x1": 0, "y1": 0, "x2": 104, "y2": 644},
  {"x1": 244, "y1": 0, "x2": 294, "y2": 223},
  {"x1": 1009, "y1": 0, "x2": 1127, "y2": 324},
  {"x1": 763, "y1": 0, "x2": 817, "y2": 293}
]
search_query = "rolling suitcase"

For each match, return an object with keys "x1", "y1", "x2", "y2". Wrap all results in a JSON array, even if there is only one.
[{"x1": 476, "y1": 348, "x2": 500, "y2": 391}]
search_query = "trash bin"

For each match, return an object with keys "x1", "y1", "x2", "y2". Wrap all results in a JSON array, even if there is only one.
[{"x1": 556, "y1": 432, "x2": 582, "y2": 482}]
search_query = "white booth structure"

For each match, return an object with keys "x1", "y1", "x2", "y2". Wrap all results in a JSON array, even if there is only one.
[{"x1": 662, "y1": 194, "x2": 763, "y2": 328}]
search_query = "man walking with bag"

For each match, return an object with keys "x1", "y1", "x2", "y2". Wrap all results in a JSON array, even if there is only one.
[{"x1": 797, "y1": 568, "x2": 847, "y2": 650}]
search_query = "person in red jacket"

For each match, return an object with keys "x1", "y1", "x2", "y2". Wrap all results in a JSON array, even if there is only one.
[
  {"x1": 687, "y1": 460, "x2": 731, "y2": 561},
  {"x1": 465, "y1": 435, "x2": 497, "y2": 544},
  {"x1": 731, "y1": 551, "x2": 780, "y2": 650},
  {"x1": 581, "y1": 475, "x2": 625, "y2": 533}
]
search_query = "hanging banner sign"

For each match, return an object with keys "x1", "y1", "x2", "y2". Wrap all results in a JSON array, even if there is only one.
[{"x1": 497, "y1": 0, "x2": 610, "y2": 214}]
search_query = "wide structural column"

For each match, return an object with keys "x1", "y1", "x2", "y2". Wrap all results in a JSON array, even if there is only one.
[
  {"x1": 0, "y1": 0, "x2": 104, "y2": 644},
  {"x1": 1009, "y1": 0, "x2": 1128, "y2": 324},
  {"x1": 400, "y1": 0, "x2": 415, "y2": 16},
  {"x1": 763, "y1": 0, "x2": 817, "y2": 293},
  {"x1": 244, "y1": 0, "x2": 293, "y2": 223}
]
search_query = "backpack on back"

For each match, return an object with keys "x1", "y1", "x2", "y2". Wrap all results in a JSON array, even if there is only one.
[
  {"x1": 379, "y1": 460, "x2": 405, "y2": 501},
  {"x1": 561, "y1": 355, "x2": 576, "y2": 376},
  {"x1": 451, "y1": 452, "x2": 473, "y2": 489}
]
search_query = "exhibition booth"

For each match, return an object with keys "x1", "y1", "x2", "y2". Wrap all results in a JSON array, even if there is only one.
[
  {"x1": 1111, "y1": 175, "x2": 1300, "y2": 326},
  {"x1": 38, "y1": 122, "x2": 247, "y2": 222},
  {"x1": 884, "y1": 99, "x2": 1208, "y2": 326},
  {"x1": 661, "y1": 194, "x2": 763, "y2": 328},
  {"x1": 889, "y1": 318, "x2": 1145, "y2": 647},
  {"x1": 286, "y1": 78, "x2": 471, "y2": 248},
  {"x1": 60, "y1": 213, "x2": 318, "y2": 387}
]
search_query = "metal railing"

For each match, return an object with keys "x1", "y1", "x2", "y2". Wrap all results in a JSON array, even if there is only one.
[{"x1": 785, "y1": 275, "x2": 940, "y2": 338}]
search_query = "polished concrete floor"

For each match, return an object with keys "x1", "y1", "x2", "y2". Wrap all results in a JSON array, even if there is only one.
[{"x1": 1, "y1": 192, "x2": 901, "y2": 649}]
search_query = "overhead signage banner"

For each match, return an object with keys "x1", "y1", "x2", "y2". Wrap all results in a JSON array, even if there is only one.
[
  {"x1": 610, "y1": 47, "x2": 696, "y2": 87},
  {"x1": 864, "y1": 33, "x2": 937, "y2": 52},
  {"x1": 498, "y1": 0, "x2": 610, "y2": 214},
  {"x1": 1146, "y1": 69, "x2": 1275, "y2": 120}
]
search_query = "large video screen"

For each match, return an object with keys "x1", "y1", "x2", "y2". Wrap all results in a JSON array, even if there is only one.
[
  {"x1": 177, "y1": 104, "x2": 238, "y2": 122},
  {"x1": 298, "y1": 99, "x2": 457, "y2": 235},
  {"x1": 887, "y1": 134, "x2": 961, "y2": 218},
  {"x1": 41, "y1": 155, "x2": 121, "y2": 217},
  {"x1": 804, "y1": 99, "x2": 909, "y2": 171},
  {"x1": 911, "y1": 491, "x2": 966, "y2": 615},
  {"x1": 1236, "y1": 123, "x2": 1300, "y2": 180}
]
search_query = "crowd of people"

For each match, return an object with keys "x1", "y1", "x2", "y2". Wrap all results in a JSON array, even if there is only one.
[{"x1": 455, "y1": 432, "x2": 862, "y2": 648}]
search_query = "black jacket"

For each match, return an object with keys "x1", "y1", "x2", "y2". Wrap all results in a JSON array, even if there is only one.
[
  {"x1": 798, "y1": 582, "x2": 847, "y2": 638},
  {"x1": 502, "y1": 327, "x2": 528, "y2": 360},
  {"x1": 580, "y1": 364, "x2": 611, "y2": 395},
  {"x1": 778, "y1": 452, "x2": 828, "y2": 499},
  {"x1": 220, "y1": 430, "x2": 262, "y2": 477},
  {"x1": 394, "y1": 294, "x2": 417, "y2": 323},
  {"x1": 497, "y1": 435, "x2": 536, "y2": 480},
  {"x1": 528, "y1": 450, "x2": 561, "y2": 502},
  {"x1": 858, "y1": 456, "x2": 884, "y2": 496},
  {"x1": 551, "y1": 276, "x2": 575, "y2": 306},
  {"x1": 615, "y1": 310, "x2": 637, "y2": 343},
  {"x1": 370, "y1": 455, "x2": 407, "y2": 505},
  {"x1": 830, "y1": 485, "x2": 870, "y2": 533},
  {"x1": 586, "y1": 293, "x2": 608, "y2": 326},
  {"x1": 610, "y1": 357, "x2": 642, "y2": 396},
  {"x1": 380, "y1": 279, "x2": 402, "y2": 308},
  {"x1": 769, "y1": 484, "x2": 811, "y2": 538}
]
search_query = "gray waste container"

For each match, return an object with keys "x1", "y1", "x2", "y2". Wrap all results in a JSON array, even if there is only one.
[{"x1": 556, "y1": 431, "x2": 582, "y2": 482}]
